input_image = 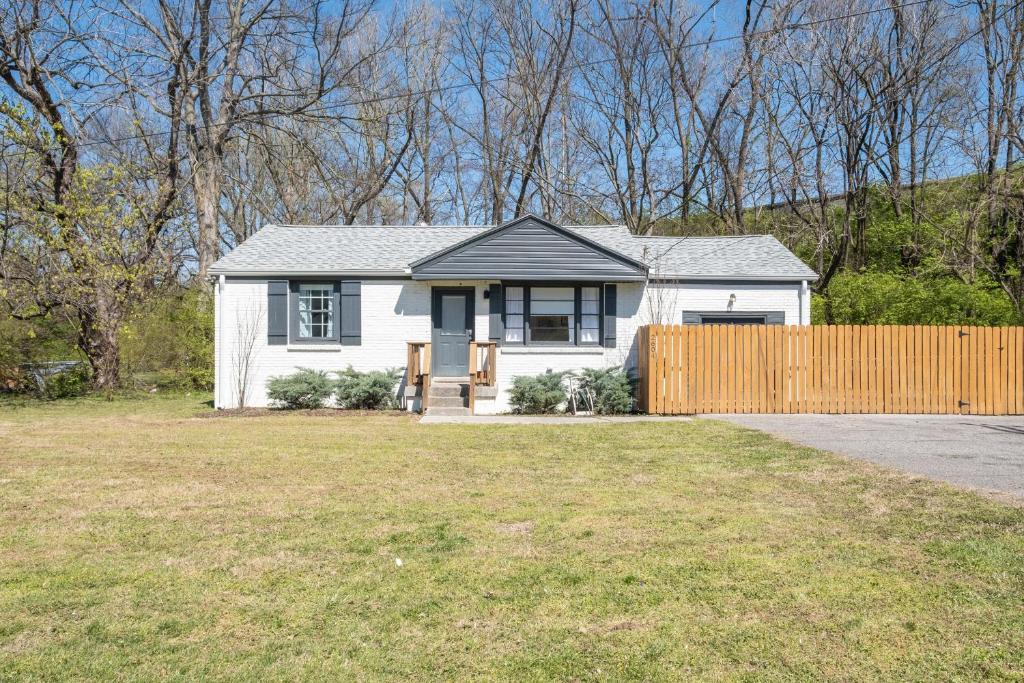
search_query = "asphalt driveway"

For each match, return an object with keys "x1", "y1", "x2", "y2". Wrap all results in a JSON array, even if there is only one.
[{"x1": 706, "y1": 414, "x2": 1024, "y2": 498}]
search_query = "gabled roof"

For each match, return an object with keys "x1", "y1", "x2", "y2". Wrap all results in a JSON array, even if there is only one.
[
  {"x1": 409, "y1": 214, "x2": 648, "y2": 281},
  {"x1": 209, "y1": 218, "x2": 818, "y2": 282},
  {"x1": 577, "y1": 230, "x2": 818, "y2": 281},
  {"x1": 209, "y1": 224, "x2": 481, "y2": 276}
]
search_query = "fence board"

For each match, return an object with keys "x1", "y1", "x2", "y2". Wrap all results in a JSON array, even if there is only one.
[
  {"x1": 1011, "y1": 327, "x2": 1019, "y2": 413},
  {"x1": 973, "y1": 326, "x2": 983, "y2": 415},
  {"x1": 872, "y1": 326, "x2": 881, "y2": 413},
  {"x1": 944, "y1": 326, "x2": 955, "y2": 414},
  {"x1": 915, "y1": 325, "x2": 924, "y2": 414},
  {"x1": 637, "y1": 324, "x2": 1024, "y2": 416}
]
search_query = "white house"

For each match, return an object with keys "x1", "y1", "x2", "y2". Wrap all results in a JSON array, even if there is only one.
[{"x1": 210, "y1": 214, "x2": 816, "y2": 414}]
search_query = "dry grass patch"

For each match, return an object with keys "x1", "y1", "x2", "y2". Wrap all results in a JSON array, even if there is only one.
[{"x1": 0, "y1": 393, "x2": 1022, "y2": 681}]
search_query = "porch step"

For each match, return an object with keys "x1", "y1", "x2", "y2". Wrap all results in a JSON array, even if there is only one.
[
  {"x1": 425, "y1": 377, "x2": 470, "y2": 416},
  {"x1": 429, "y1": 395, "x2": 467, "y2": 409},
  {"x1": 424, "y1": 406, "x2": 471, "y2": 416},
  {"x1": 429, "y1": 382, "x2": 469, "y2": 398}
]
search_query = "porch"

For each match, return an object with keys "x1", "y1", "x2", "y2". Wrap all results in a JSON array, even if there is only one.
[{"x1": 405, "y1": 341, "x2": 497, "y2": 415}]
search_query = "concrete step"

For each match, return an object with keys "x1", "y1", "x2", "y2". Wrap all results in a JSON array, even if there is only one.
[
  {"x1": 425, "y1": 406, "x2": 471, "y2": 416},
  {"x1": 429, "y1": 383, "x2": 469, "y2": 398},
  {"x1": 428, "y1": 395, "x2": 468, "y2": 409}
]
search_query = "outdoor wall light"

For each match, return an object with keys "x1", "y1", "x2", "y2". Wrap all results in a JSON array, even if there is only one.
[{"x1": 727, "y1": 293, "x2": 736, "y2": 311}]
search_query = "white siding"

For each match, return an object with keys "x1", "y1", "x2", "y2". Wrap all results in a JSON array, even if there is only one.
[{"x1": 214, "y1": 277, "x2": 805, "y2": 410}]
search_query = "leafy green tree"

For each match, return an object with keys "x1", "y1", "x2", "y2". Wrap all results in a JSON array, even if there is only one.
[
  {"x1": 1, "y1": 162, "x2": 181, "y2": 389},
  {"x1": 0, "y1": 5, "x2": 181, "y2": 390},
  {"x1": 814, "y1": 272, "x2": 1019, "y2": 325},
  {"x1": 121, "y1": 287, "x2": 214, "y2": 390}
]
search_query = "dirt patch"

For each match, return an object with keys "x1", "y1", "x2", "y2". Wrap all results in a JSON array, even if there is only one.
[
  {"x1": 578, "y1": 619, "x2": 650, "y2": 635},
  {"x1": 496, "y1": 521, "x2": 535, "y2": 535}
]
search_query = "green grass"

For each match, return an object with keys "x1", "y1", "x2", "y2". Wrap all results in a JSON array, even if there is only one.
[{"x1": 1, "y1": 395, "x2": 1022, "y2": 680}]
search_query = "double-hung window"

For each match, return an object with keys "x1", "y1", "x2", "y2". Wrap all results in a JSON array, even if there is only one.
[
  {"x1": 529, "y1": 287, "x2": 575, "y2": 343},
  {"x1": 580, "y1": 287, "x2": 601, "y2": 343},
  {"x1": 503, "y1": 284, "x2": 605, "y2": 346},
  {"x1": 297, "y1": 283, "x2": 334, "y2": 339},
  {"x1": 504, "y1": 286, "x2": 525, "y2": 343}
]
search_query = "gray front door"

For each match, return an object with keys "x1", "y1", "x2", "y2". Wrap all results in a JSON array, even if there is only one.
[{"x1": 432, "y1": 288, "x2": 474, "y2": 377}]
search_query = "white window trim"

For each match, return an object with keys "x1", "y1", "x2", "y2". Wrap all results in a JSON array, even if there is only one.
[
  {"x1": 294, "y1": 282, "x2": 336, "y2": 342},
  {"x1": 502, "y1": 283, "x2": 605, "y2": 348},
  {"x1": 500, "y1": 346, "x2": 605, "y2": 355}
]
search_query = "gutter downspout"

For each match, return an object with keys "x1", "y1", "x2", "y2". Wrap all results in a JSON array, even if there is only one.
[
  {"x1": 799, "y1": 280, "x2": 809, "y2": 325},
  {"x1": 215, "y1": 275, "x2": 225, "y2": 408}
]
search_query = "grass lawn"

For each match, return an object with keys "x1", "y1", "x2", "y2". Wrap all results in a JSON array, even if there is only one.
[{"x1": 1, "y1": 394, "x2": 1023, "y2": 681}]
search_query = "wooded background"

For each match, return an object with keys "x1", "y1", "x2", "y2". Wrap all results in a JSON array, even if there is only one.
[{"x1": 1, "y1": 0, "x2": 1022, "y2": 390}]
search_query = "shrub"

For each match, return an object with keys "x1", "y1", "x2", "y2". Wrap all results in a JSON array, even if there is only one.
[
  {"x1": 509, "y1": 371, "x2": 567, "y2": 414},
  {"x1": 0, "y1": 316, "x2": 79, "y2": 370},
  {"x1": 334, "y1": 366, "x2": 401, "y2": 410},
  {"x1": 814, "y1": 272, "x2": 1019, "y2": 325},
  {"x1": 121, "y1": 287, "x2": 214, "y2": 390},
  {"x1": 266, "y1": 368, "x2": 334, "y2": 409},
  {"x1": 0, "y1": 363, "x2": 90, "y2": 399},
  {"x1": 0, "y1": 367, "x2": 34, "y2": 394},
  {"x1": 574, "y1": 367, "x2": 633, "y2": 414},
  {"x1": 41, "y1": 364, "x2": 91, "y2": 399}
]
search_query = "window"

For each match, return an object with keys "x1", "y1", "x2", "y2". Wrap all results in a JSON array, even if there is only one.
[
  {"x1": 682, "y1": 311, "x2": 785, "y2": 325},
  {"x1": 504, "y1": 286, "x2": 524, "y2": 342},
  {"x1": 580, "y1": 287, "x2": 601, "y2": 344},
  {"x1": 502, "y1": 284, "x2": 606, "y2": 346},
  {"x1": 700, "y1": 315, "x2": 766, "y2": 325},
  {"x1": 530, "y1": 287, "x2": 575, "y2": 343},
  {"x1": 298, "y1": 283, "x2": 334, "y2": 339}
]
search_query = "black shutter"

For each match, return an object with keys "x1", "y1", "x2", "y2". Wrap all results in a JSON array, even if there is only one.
[
  {"x1": 681, "y1": 311, "x2": 701, "y2": 324},
  {"x1": 603, "y1": 284, "x2": 617, "y2": 348},
  {"x1": 288, "y1": 281, "x2": 300, "y2": 342},
  {"x1": 574, "y1": 286, "x2": 582, "y2": 346},
  {"x1": 267, "y1": 280, "x2": 288, "y2": 345},
  {"x1": 332, "y1": 281, "x2": 342, "y2": 341},
  {"x1": 488, "y1": 284, "x2": 503, "y2": 343},
  {"x1": 340, "y1": 280, "x2": 361, "y2": 345},
  {"x1": 765, "y1": 311, "x2": 785, "y2": 325}
]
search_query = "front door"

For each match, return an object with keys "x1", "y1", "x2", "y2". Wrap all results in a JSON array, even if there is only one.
[{"x1": 431, "y1": 288, "x2": 474, "y2": 377}]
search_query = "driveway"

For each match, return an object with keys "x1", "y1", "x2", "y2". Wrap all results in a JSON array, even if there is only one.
[{"x1": 705, "y1": 414, "x2": 1024, "y2": 498}]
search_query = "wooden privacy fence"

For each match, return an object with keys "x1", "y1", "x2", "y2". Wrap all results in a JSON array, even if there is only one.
[{"x1": 636, "y1": 324, "x2": 1024, "y2": 415}]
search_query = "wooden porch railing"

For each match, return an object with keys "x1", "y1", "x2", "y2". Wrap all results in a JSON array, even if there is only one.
[
  {"x1": 473, "y1": 341, "x2": 497, "y2": 386},
  {"x1": 407, "y1": 340, "x2": 497, "y2": 413},
  {"x1": 468, "y1": 341, "x2": 497, "y2": 414},
  {"x1": 406, "y1": 342, "x2": 431, "y2": 411}
]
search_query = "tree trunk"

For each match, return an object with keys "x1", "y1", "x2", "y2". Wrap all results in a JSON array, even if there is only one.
[
  {"x1": 194, "y1": 163, "x2": 221, "y2": 279},
  {"x1": 78, "y1": 289, "x2": 124, "y2": 391}
]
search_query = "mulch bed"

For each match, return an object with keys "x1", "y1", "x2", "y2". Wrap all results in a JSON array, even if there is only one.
[{"x1": 196, "y1": 408, "x2": 413, "y2": 419}]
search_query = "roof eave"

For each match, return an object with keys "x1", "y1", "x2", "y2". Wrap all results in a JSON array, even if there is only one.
[
  {"x1": 649, "y1": 274, "x2": 818, "y2": 282},
  {"x1": 409, "y1": 272, "x2": 648, "y2": 282},
  {"x1": 209, "y1": 269, "x2": 411, "y2": 278}
]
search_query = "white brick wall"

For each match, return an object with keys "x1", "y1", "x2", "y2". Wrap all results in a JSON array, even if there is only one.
[{"x1": 214, "y1": 277, "x2": 807, "y2": 410}]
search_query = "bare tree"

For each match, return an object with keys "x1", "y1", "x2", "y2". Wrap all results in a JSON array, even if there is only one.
[
  {"x1": 962, "y1": 0, "x2": 1024, "y2": 314},
  {"x1": 106, "y1": 0, "x2": 377, "y2": 275},
  {"x1": 231, "y1": 300, "x2": 263, "y2": 408},
  {"x1": 572, "y1": 0, "x2": 670, "y2": 234}
]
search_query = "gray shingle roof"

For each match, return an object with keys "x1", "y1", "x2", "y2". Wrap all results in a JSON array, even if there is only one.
[{"x1": 210, "y1": 223, "x2": 817, "y2": 281}]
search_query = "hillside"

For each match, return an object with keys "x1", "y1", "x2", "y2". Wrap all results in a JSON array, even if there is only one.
[{"x1": 653, "y1": 172, "x2": 1024, "y2": 325}]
